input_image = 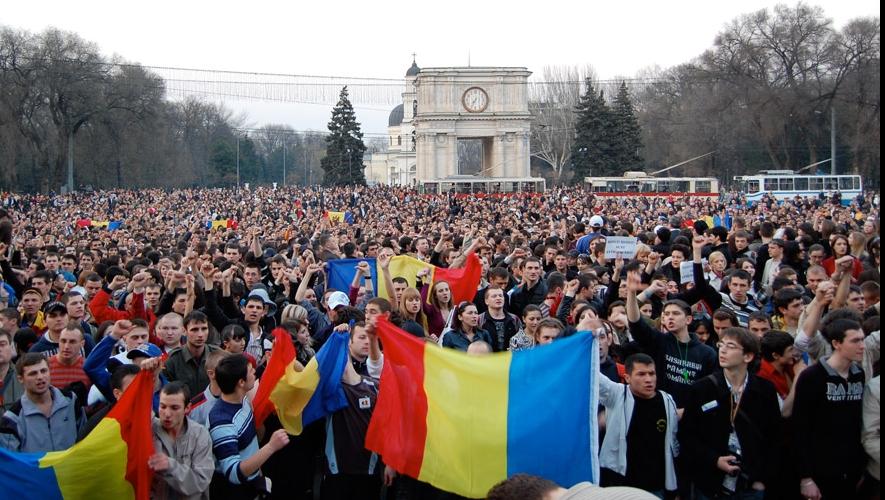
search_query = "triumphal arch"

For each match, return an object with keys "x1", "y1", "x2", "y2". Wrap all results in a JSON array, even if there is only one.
[{"x1": 412, "y1": 66, "x2": 540, "y2": 192}]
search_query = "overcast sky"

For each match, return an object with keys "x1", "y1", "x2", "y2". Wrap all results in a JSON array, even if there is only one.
[{"x1": 2, "y1": 0, "x2": 879, "y2": 135}]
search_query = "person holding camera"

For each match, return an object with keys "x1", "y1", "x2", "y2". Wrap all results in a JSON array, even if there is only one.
[{"x1": 680, "y1": 327, "x2": 782, "y2": 499}]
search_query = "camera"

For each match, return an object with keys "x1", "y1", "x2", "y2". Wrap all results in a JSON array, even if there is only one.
[{"x1": 722, "y1": 450, "x2": 751, "y2": 494}]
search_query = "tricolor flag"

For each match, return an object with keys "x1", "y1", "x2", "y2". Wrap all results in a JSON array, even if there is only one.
[
  {"x1": 327, "y1": 254, "x2": 482, "y2": 306},
  {"x1": 207, "y1": 219, "x2": 238, "y2": 230},
  {"x1": 253, "y1": 329, "x2": 350, "y2": 435},
  {"x1": 365, "y1": 318, "x2": 599, "y2": 498},
  {"x1": 375, "y1": 254, "x2": 483, "y2": 306},
  {"x1": 325, "y1": 211, "x2": 354, "y2": 224},
  {"x1": 90, "y1": 220, "x2": 110, "y2": 228},
  {"x1": 0, "y1": 370, "x2": 155, "y2": 499}
]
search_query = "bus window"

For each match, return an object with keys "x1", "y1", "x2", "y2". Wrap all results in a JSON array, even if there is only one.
[
  {"x1": 854, "y1": 177, "x2": 861, "y2": 190},
  {"x1": 839, "y1": 177, "x2": 853, "y2": 190},
  {"x1": 825, "y1": 177, "x2": 838, "y2": 190},
  {"x1": 748, "y1": 180, "x2": 760, "y2": 193},
  {"x1": 794, "y1": 178, "x2": 808, "y2": 191},
  {"x1": 626, "y1": 184, "x2": 639, "y2": 192},
  {"x1": 695, "y1": 180, "x2": 711, "y2": 192},
  {"x1": 764, "y1": 178, "x2": 778, "y2": 191},
  {"x1": 779, "y1": 178, "x2": 794, "y2": 191},
  {"x1": 810, "y1": 177, "x2": 824, "y2": 191}
]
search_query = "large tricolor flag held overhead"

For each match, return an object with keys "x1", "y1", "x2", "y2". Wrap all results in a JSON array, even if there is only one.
[
  {"x1": 327, "y1": 254, "x2": 482, "y2": 306},
  {"x1": 0, "y1": 369, "x2": 155, "y2": 499},
  {"x1": 366, "y1": 317, "x2": 599, "y2": 498},
  {"x1": 253, "y1": 328, "x2": 350, "y2": 435}
]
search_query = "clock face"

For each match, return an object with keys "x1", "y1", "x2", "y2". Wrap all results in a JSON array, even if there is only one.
[{"x1": 462, "y1": 87, "x2": 489, "y2": 113}]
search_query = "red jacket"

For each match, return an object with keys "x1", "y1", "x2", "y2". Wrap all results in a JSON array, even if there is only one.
[{"x1": 89, "y1": 288, "x2": 154, "y2": 329}]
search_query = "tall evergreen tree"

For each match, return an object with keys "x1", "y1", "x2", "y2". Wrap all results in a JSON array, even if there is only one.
[
  {"x1": 321, "y1": 86, "x2": 367, "y2": 186},
  {"x1": 611, "y1": 81, "x2": 644, "y2": 171},
  {"x1": 571, "y1": 79, "x2": 615, "y2": 183}
]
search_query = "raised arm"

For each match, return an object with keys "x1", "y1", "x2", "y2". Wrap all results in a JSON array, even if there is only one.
[{"x1": 830, "y1": 256, "x2": 853, "y2": 309}]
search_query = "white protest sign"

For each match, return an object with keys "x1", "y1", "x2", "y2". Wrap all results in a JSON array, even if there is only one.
[
  {"x1": 680, "y1": 261, "x2": 695, "y2": 284},
  {"x1": 604, "y1": 236, "x2": 638, "y2": 259}
]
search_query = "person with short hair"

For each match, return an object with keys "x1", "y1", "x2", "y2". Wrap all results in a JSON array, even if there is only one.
[
  {"x1": 771, "y1": 288, "x2": 804, "y2": 336},
  {"x1": 164, "y1": 311, "x2": 220, "y2": 398},
  {"x1": 718, "y1": 270, "x2": 762, "y2": 327},
  {"x1": 626, "y1": 271, "x2": 717, "y2": 408},
  {"x1": 187, "y1": 349, "x2": 231, "y2": 428},
  {"x1": 208, "y1": 354, "x2": 289, "y2": 499},
  {"x1": 155, "y1": 312, "x2": 185, "y2": 354},
  {"x1": 46, "y1": 321, "x2": 92, "y2": 392},
  {"x1": 745, "y1": 311, "x2": 771, "y2": 339},
  {"x1": 480, "y1": 287, "x2": 521, "y2": 352},
  {"x1": 0, "y1": 353, "x2": 85, "y2": 452},
  {"x1": 29, "y1": 302, "x2": 95, "y2": 357},
  {"x1": 150, "y1": 381, "x2": 214, "y2": 500},
  {"x1": 17, "y1": 288, "x2": 47, "y2": 335},
  {"x1": 792, "y1": 318, "x2": 867, "y2": 499},
  {"x1": 0, "y1": 328, "x2": 23, "y2": 416},
  {"x1": 596, "y1": 348, "x2": 679, "y2": 496},
  {"x1": 757, "y1": 330, "x2": 804, "y2": 416},
  {"x1": 681, "y1": 327, "x2": 781, "y2": 499}
]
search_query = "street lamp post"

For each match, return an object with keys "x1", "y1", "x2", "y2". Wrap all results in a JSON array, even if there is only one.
[
  {"x1": 236, "y1": 133, "x2": 240, "y2": 190},
  {"x1": 346, "y1": 147, "x2": 352, "y2": 185},
  {"x1": 282, "y1": 136, "x2": 287, "y2": 187}
]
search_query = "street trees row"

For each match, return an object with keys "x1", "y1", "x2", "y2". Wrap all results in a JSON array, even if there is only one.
[{"x1": 529, "y1": 3, "x2": 880, "y2": 186}]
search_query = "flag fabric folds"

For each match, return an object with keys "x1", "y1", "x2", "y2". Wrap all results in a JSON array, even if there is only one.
[
  {"x1": 365, "y1": 318, "x2": 599, "y2": 498},
  {"x1": 432, "y1": 253, "x2": 483, "y2": 305},
  {"x1": 326, "y1": 258, "x2": 379, "y2": 295},
  {"x1": 375, "y1": 254, "x2": 483, "y2": 306},
  {"x1": 252, "y1": 329, "x2": 350, "y2": 435},
  {"x1": 0, "y1": 369, "x2": 155, "y2": 500}
]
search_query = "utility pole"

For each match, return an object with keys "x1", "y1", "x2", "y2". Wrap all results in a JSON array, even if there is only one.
[
  {"x1": 236, "y1": 133, "x2": 240, "y2": 190},
  {"x1": 67, "y1": 131, "x2": 74, "y2": 193},
  {"x1": 303, "y1": 148, "x2": 308, "y2": 186},
  {"x1": 282, "y1": 136, "x2": 287, "y2": 187},
  {"x1": 830, "y1": 106, "x2": 836, "y2": 175}
]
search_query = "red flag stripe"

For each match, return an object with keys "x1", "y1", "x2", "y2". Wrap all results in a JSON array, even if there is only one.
[{"x1": 252, "y1": 328, "x2": 296, "y2": 427}]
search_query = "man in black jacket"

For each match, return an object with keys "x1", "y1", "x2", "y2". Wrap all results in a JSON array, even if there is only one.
[
  {"x1": 507, "y1": 257, "x2": 547, "y2": 316},
  {"x1": 792, "y1": 317, "x2": 866, "y2": 500},
  {"x1": 625, "y1": 238, "x2": 718, "y2": 409},
  {"x1": 680, "y1": 327, "x2": 781, "y2": 499}
]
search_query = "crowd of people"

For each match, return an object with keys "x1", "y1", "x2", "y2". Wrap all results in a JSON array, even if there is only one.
[{"x1": 0, "y1": 184, "x2": 880, "y2": 500}]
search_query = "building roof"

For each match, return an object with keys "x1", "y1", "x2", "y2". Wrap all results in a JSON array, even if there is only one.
[
  {"x1": 405, "y1": 60, "x2": 420, "y2": 77},
  {"x1": 388, "y1": 104, "x2": 404, "y2": 127}
]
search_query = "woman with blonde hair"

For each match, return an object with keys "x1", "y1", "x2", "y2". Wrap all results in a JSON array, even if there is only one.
[{"x1": 398, "y1": 287, "x2": 428, "y2": 339}]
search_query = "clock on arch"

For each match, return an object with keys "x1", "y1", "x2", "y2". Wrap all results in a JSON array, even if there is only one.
[{"x1": 462, "y1": 87, "x2": 489, "y2": 113}]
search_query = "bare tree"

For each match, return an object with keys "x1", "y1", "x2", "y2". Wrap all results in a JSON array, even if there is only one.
[{"x1": 528, "y1": 65, "x2": 596, "y2": 184}]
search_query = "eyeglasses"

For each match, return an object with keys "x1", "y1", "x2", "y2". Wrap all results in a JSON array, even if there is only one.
[{"x1": 716, "y1": 342, "x2": 744, "y2": 352}]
